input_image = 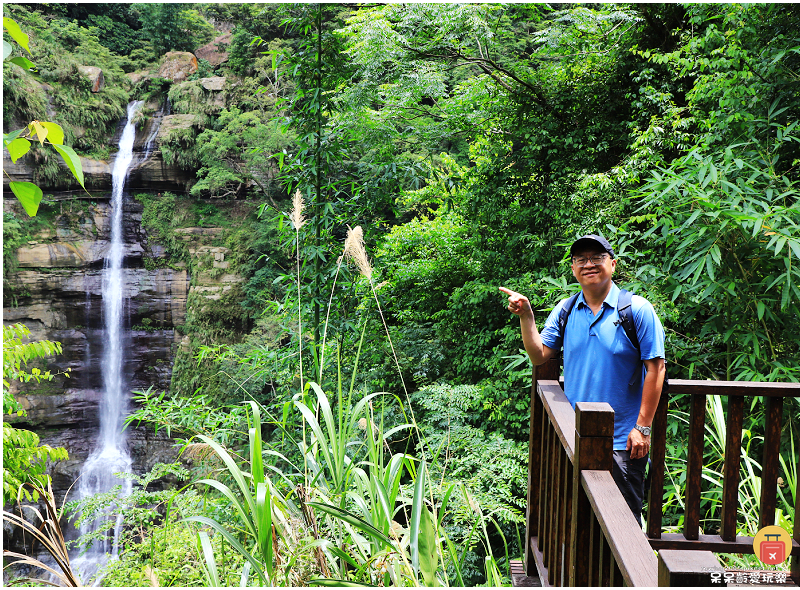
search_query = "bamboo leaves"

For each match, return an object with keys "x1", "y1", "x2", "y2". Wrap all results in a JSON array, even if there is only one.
[{"x1": 635, "y1": 121, "x2": 800, "y2": 380}]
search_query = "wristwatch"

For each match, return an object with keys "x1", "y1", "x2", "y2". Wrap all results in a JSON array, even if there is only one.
[{"x1": 634, "y1": 424, "x2": 651, "y2": 436}]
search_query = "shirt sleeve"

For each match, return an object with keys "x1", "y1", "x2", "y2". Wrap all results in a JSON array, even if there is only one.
[
  {"x1": 539, "y1": 299, "x2": 567, "y2": 351},
  {"x1": 632, "y1": 296, "x2": 666, "y2": 361}
]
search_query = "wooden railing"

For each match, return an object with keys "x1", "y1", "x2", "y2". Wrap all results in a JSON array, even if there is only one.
[
  {"x1": 525, "y1": 361, "x2": 658, "y2": 586},
  {"x1": 524, "y1": 360, "x2": 800, "y2": 586},
  {"x1": 646, "y1": 379, "x2": 800, "y2": 583}
]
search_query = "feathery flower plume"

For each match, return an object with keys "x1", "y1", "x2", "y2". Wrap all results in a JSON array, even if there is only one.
[
  {"x1": 343, "y1": 225, "x2": 372, "y2": 279},
  {"x1": 290, "y1": 189, "x2": 305, "y2": 230}
]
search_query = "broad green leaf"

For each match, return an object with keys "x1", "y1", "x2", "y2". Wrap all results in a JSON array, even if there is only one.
[
  {"x1": 4, "y1": 128, "x2": 24, "y2": 143},
  {"x1": 39, "y1": 122, "x2": 64, "y2": 145},
  {"x1": 3, "y1": 17, "x2": 31, "y2": 54},
  {"x1": 9, "y1": 181, "x2": 43, "y2": 217},
  {"x1": 8, "y1": 55, "x2": 35, "y2": 70},
  {"x1": 51, "y1": 144, "x2": 85, "y2": 187},
  {"x1": 197, "y1": 532, "x2": 221, "y2": 587},
  {"x1": 706, "y1": 254, "x2": 715, "y2": 282},
  {"x1": 788, "y1": 238, "x2": 800, "y2": 261},
  {"x1": 418, "y1": 506, "x2": 439, "y2": 586},
  {"x1": 4, "y1": 40, "x2": 12, "y2": 60},
  {"x1": 6, "y1": 137, "x2": 31, "y2": 162},
  {"x1": 307, "y1": 502, "x2": 395, "y2": 550},
  {"x1": 255, "y1": 482, "x2": 274, "y2": 582},
  {"x1": 30, "y1": 121, "x2": 47, "y2": 145},
  {"x1": 410, "y1": 459, "x2": 427, "y2": 578}
]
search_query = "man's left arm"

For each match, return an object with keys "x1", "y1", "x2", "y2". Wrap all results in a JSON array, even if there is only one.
[{"x1": 627, "y1": 357, "x2": 666, "y2": 459}]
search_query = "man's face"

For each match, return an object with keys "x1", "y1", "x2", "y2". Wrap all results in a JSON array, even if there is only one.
[{"x1": 571, "y1": 247, "x2": 616, "y2": 289}]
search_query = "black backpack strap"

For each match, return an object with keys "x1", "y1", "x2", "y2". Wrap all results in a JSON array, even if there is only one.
[
  {"x1": 617, "y1": 289, "x2": 640, "y2": 351},
  {"x1": 557, "y1": 292, "x2": 581, "y2": 345}
]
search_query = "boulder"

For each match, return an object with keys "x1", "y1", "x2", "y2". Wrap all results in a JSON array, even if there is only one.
[
  {"x1": 126, "y1": 70, "x2": 149, "y2": 85},
  {"x1": 157, "y1": 114, "x2": 198, "y2": 143},
  {"x1": 194, "y1": 32, "x2": 232, "y2": 66},
  {"x1": 77, "y1": 66, "x2": 104, "y2": 92},
  {"x1": 157, "y1": 51, "x2": 198, "y2": 82},
  {"x1": 200, "y1": 76, "x2": 226, "y2": 91}
]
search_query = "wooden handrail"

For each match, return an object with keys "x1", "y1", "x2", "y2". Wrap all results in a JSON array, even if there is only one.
[
  {"x1": 668, "y1": 379, "x2": 800, "y2": 397},
  {"x1": 645, "y1": 379, "x2": 800, "y2": 586},
  {"x1": 538, "y1": 379, "x2": 575, "y2": 462},
  {"x1": 525, "y1": 360, "x2": 661, "y2": 587},
  {"x1": 582, "y1": 470, "x2": 659, "y2": 587}
]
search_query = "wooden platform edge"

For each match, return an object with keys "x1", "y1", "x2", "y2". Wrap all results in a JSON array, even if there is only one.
[{"x1": 511, "y1": 559, "x2": 543, "y2": 587}]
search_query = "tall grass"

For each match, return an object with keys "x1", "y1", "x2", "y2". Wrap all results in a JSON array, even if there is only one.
[{"x1": 177, "y1": 223, "x2": 509, "y2": 586}]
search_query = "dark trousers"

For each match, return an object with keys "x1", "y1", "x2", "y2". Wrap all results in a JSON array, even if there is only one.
[{"x1": 611, "y1": 450, "x2": 648, "y2": 526}]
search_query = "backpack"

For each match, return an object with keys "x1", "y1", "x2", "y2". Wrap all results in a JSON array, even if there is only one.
[{"x1": 556, "y1": 287, "x2": 669, "y2": 393}]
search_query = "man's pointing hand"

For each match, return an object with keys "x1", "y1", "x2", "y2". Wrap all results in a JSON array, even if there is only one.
[{"x1": 499, "y1": 286, "x2": 533, "y2": 319}]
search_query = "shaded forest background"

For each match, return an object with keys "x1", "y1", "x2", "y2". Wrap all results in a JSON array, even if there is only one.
[{"x1": 3, "y1": 3, "x2": 800, "y2": 586}]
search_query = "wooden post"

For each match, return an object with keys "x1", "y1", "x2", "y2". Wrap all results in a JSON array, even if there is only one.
[
  {"x1": 569, "y1": 401, "x2": 614, "y2": 586},
  {"x1": 658, "y1": 550, "x2": 724, "y2": 586},
  {"x1": 647, "y1": 391, "x2": 669, "y2": 539},
  {"x1": 759, "y1": 396, "x2": 783, "y2": 530},
  {"x1": 720, "y1": 395, "x2": 743, "y2": 541},
  {"x1": 684, "y1": 395, "x2": 706, "y2": 540}
]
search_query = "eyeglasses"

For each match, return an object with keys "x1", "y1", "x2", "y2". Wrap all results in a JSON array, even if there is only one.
[{"x1": 572, "y1": 254, "x2": 609, "y2": 267}]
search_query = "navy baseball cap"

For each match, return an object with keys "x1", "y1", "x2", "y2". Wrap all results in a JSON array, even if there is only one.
[{"x1": 570, "y1": 234, "x2": 615, "y2": 259}]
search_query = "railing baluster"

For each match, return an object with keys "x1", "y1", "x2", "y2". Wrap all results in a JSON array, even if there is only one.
[
  {"x1": 611, "y1": 556, "x2": 622, "y2": 587},
  {"x1": 684, "y1": 394, "x2": 706, "y2": 540},
  {"x1": 542, "y1": 422, "x2": 559, "y2": 567},
  {"x1": 646, "y1": 391, "x2": 668, "y2": 539},
  {"x1": 561, "y1": 457, "x2": 573, "y2": 587},
  {"x1": 525, "y1": 369, "x2": 544, "y2": 575},
  {"x1": 720, "y1": 395, "x2": 743, "y2": 541},
  {"x1": 759, "y1": 396, "x2": 783, "y2": 530},
  {"x1": 548, "y1": 444, "x2": 562, "y2": 581},
  {"x1": 569, "y1": 402, "x2": 614, "y2": 586},
  {"x1": 538, "y1": 420, "x2": 552, "y2": 560},
  {"x1": 599, "y1": 534, "x2": 610, "y2": 587},
  {"x1": 589, "y1": 514, "x2": 600, "y2": 586}
]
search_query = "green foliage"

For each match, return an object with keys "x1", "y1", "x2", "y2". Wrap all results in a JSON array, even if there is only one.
[
  {"x1": 192, "y1": 107, "x2": 292, "y2": 200},
  {"x1": 3, "y1": 5, "x2": 131, "y2": 175},
  {"x1": 630, "y1": 118, "x2": 800, "y2": 381},
  {"x1": 136, "y1": 4, "x2": 214, "y2": 58},
  {"x1": 135, "y1": 192, "x2": 192, "y2": 266},
  {"x1": 2, "y1": 324, "x2": 69, "y2": 504}
]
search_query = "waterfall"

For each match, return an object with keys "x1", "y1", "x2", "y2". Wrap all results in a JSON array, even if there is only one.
[{"x1": 72, "y1": 100, "x2": 146, "y2": 585}]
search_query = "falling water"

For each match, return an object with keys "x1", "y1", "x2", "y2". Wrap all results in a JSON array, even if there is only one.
[{"x1": 72, "y1": 101, "x2": 145, "y2": 585}]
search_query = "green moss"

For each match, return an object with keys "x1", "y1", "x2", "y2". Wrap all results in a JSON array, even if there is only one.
[
  {"x1": 135, "y1": 192, "x2": 193, "y2": 268},
  {"x1": 3, "y1": 4, "x2": 131, "y2": 184}
]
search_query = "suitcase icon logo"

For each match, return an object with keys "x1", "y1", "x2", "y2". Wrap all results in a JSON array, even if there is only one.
[
  {"x1": 760, "y1": 534, "x2": 785, "y2": 565},
  {"x1": 754, "y1": 526, "x2": 790, "y2": 565}
]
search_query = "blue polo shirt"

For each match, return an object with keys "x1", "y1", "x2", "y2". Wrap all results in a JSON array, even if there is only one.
[{"x1": 539, "y1": 282, "x2": 665, "y2": 449}]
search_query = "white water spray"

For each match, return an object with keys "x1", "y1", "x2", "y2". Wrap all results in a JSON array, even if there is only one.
[{"x1": 72, "y1": 101, "x2": 145, "y2": 584}]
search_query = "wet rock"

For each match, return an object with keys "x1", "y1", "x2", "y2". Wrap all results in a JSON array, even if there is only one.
[
  {"x1": 157, "y1": 51, "x2": 198, "y2": 82},
  {"x1": 194, "y1": 33, "x2": 232, "y2": 66},
  {"x1": 77, "y1": 66, "x2": 104, "y2": 92},
  {"x1": 200, "y1": 76, "x2": 226, "y2": 91}
]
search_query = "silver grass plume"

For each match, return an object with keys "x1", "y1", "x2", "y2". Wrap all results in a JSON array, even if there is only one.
[
  {"x1": 290, "y1": 189, "x2": 305, "y2": 230},
  {"x1": 343, "y1": 225, "x2": 372, "y2": 279}
]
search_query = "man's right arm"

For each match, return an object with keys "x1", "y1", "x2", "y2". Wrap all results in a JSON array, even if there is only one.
[{"x1": 499, "y1": 287, "x2": 556, "y2": 366}]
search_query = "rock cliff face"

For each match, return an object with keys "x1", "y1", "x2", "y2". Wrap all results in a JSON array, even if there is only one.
[
  {"x1": 2, "y1": 117, "x2": 197, "y2": 506},
  {"x1": 3, "y1": 193, "x2": 189, "y2": 499}
]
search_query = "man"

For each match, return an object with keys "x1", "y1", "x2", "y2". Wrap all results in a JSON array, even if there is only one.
[{"x1": 499, "y1": 234, "x2": 666, "y2": 525}]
